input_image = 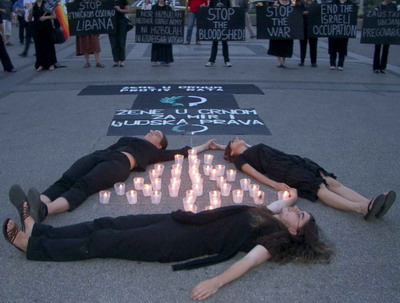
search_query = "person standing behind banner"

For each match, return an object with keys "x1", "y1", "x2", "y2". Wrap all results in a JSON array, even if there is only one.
[
  {"x1": 108, "y1": 0, "x2": 129, "y2": 67},
  {"x1": 76, "y1": 33, "x2": 105, "y2": 68},
  {"x1": 296, "y1": 0, "x2": 318, "y2": 67},
  {"x1": 238, "y1": 0, "x2": 256, "y2": 38},
  {"x1": 184, "y1": 0, "x2": 207, "y2": 44},
  {"x1": 327, "y1": 0, "x2": 352, "y2": 71},
  {"x1": 205, "y1": 0, "x2": 232, "y2": 67},
  {"x1": 267, "y1": 0, "x2": 295, "y2": 68},
  {"x1": 0, "y1": 11, "x2": 16, "y2": 72},
  {"x1": 151, "y1": 0, "x2": 174, "y2": 66},
  {"x1": 18, "y1": 0, "x2": 33, "y2": 57},
  {"x1": 13, "y1": 0, "x2": 26, "y2": 45},
  {"x1": 31, "y1": 0, "x2": 57, "y2": 71},
  {"x1": 142, "y1": 0, "x2": 153, "y2": 10},
  {"x1": 372, "y1": 0, "x2": 397, "y2": 74}
]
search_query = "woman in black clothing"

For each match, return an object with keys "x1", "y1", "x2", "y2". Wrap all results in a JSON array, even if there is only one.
[
  {"x1": 328, "y1": 0, "x2": 352, "y2": 71},
  {"x1": 4, "y1": 188, "x2": 331, "y2": 300},
  {"x1": 297, "y1": 0, "x2": 318, "y2": 67},
  {"x1": 372, "y1": 0, "x2": 397, "y2": 74},
  {"x1": 151, "y1": 0, "x2": 174, "y2": 66},
  {"x1": 31, "y1": 0, "x2": 57, "y2": 71},
  {"x1": 9, "y1": 131, "x2": 215, "y2": 222},
  {"x1": 109, "y1": 0, "x2": 130, "y2": 67},
  {"x1": 0, "y1": 12, "x2": 15, "y2": 72},
  {"x1": 211, "y1": 138, "x2": 396, "y2": 221}
]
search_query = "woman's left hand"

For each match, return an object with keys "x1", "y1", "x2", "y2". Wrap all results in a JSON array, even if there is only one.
[{"x1": 191, "y1": 279, "x2": 220, "y2": 300}]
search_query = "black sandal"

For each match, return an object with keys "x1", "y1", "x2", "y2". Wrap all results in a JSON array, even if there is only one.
[
  {"x1": 364, "y1": 194, "x2": 386, "y2": 221},
  {"x1": 2, "y1": 219, "x2": 23, "y2": 252},
  {"x1": 27, "y1": 188, "x2": 47, "y2": 223},
  {"x1": 376, "y1": 191, "x2": 396, "y2": 219}
]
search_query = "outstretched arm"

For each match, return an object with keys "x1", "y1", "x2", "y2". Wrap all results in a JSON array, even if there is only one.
[
  {"x1": 191, "y1": 139, "x2": 218, "y2": 154},
  {"x1": 241, "y1": 163, "x2": 291, "y2": 192},
  {"x1": 191, "y1": 245, "x2": 271, "y2": 300}
]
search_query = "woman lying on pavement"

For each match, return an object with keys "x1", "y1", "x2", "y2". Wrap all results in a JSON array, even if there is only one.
[
  {"x1": 210, "y1": 138, "x2": 396, "y2": 221},
  {"x1": 4, "y1": 188, "x2": 332, "y2": 301}
]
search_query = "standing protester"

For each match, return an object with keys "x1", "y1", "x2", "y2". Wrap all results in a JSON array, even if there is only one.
[
  {"x1": 142, "y1": 0, "x2": 153, "y2": 10},
  {"x1": 184, "y1": 0, "x2": 207, "y2": 45},
  {"x1": 76, "y1": 33, "x2": 104, "y2": 68},
  {"x1": 238, "y1": 0, "x2": 256, "y2": 38},
  {"x1": 108, "y1": 0, "x2": 129, "y2": 67},
  {"x1": 372, "y1": 0, "x2": 397, "y2": 74},
  {"x1": 328, "y1": 0, "x2": 352, "y2": 71},
  {"x1": 151, "y1": 0, "x2": 174, "y2": 66},
  {"x1": 0, "y1": 0, "x2": 12, "y2": 45},
  {"x1": 0, "y1": 10, "x2": 16, "y2": 71},
  {"x1": 13, "y1": 0, "x2": 26, "y2": 45},
  {"x1": 267, "y1": 0, "x2": 294, "y2": 68},
  {"x1": 205, "y1": 0, "x2": 232, "y2": 67},
  {"x1": 18, "y1": 0, "x2": 33, "y2": 57},
  {"x1": 297, "y1": 0, "x2": 318, "y2": 67}
]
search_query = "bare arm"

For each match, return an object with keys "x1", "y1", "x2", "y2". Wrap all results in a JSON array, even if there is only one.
[
  {"x1": 241, "y1": 163, "x2": 291, "y2": 192},
  {"x1": 191, "y1": 139, "x2": 216, "y2": 154},
  {"x1": 191, "y1": 245, "x2": 271, "y2": 300}
]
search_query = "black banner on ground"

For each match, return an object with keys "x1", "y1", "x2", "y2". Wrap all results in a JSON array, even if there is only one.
[
  {"x1": 66, "y1": 0, "x2": 116, "y2": 36},
  {"x1": 256, "y1": 6, "x2": 304, "y2": 40},
  {"x1": 107, "y1": 108, "x2": 270, "y2": 136},
  {"x1": 308, "y1": 4, "x2": 358, "y2": 38},
  {"x1": 135, "y1": 10, "x2": 184, "y2": 44},
  {"x1": 133, "y1": 94, "x2": 239, "y2": 109},
  {"x1": 78, "y1": 84, "x2": 264, "y2": 95},
  {"x1": 196, "y1": 8, "x2": 245, "y2": 41},
  {"x1": 360, "y1": 9, "x2": 400, "y2": 45}
]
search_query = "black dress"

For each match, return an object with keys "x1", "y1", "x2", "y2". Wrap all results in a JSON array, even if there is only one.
[
  {"x1": 32, "y1": 1, "x2": 57, "y2": 69},
  {"x1": 151, "y1": 4, "x2": 174, "y2": 64},
  {"x1": 267, "y1": 0, "x2": 294, "y2": 58},
  {"x1": 234, "y1": 144, "x2": 336, "y2": 201},
  {"x1": 26, "y1": 205, "x2": 286, "y2": 270}
]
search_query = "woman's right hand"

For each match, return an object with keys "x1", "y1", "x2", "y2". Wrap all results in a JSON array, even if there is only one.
[
  {"x1": 191, "y1": 278, "x2": 220, "y2": 300},
  {"x1": 274, "y1": 182, "x2": 291, "y2": 192}
]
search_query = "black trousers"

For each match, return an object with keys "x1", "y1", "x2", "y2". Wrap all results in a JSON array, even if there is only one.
[
  {"x1": 17, "y1": 15, "x2": 27, "y2": 43},
  {"x1": 329, "y1": 52, "x2": 345, "y2": 68},
  {"x1": 299, "y1": 37, "x2": 318, "y2": 64},
  {"x1": 108, "y1": 19, "x2": 127, "y2": 62},
  {"x1": 42, "y1": 150, "x2": 131, "y2": 210},
  {"x1": 27, "y1": 213, "x2": 167, "y2": 261},
  {"x1": 20, "y1": 22, "x2": 33, "y2": 56},
  {"x1": 0, "y1": 35, "x2": 14, "y2": 71},
  {"x1": 373, "y1": 44, "x2": 390, "y2": 71},
  {"x1": 209, "y1": 41, "x2": 230, "y2": 63}
]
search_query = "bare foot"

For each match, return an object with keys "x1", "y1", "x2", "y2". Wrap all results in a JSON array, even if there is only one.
[{"x1": 6, "y1": 220, "x2": 28, "y2": 252}]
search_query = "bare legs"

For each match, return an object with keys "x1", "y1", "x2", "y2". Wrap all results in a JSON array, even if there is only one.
[{"x1": 40, "y1": 194, "x2": 70, "y2": 215}]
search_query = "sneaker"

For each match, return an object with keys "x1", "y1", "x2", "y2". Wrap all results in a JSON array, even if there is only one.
[
  {"x1": 205, "y1": 62, "x2": 215, "y2": 67},
  {"x1": 311, "y1": 63, "x2": 318, "y2": 68},
  {"x1": 337, "y1": 66, "x2": 344, "y2": 71},
  {"x1": 330, "y1": 66, "x2": 336, "y2": 70},
  {"x1": 224, "y1": 62, "x2": 232, "y2": 67},
  {"x1": 380, "y1": 70, "x2": 386, "y2": 74}
]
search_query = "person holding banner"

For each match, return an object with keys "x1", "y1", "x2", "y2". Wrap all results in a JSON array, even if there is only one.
[
  {"x1": 205, "y1": 0, "x2": 232, "y2": 67},
  {"x1": 8, "y1": 131, "x2": 216, "y2": 223},
  {"x1": 108, "y1": 0, "x2": 130, "y2": 67},
  {"x1": 267, "y1": 0, "x2": 295, "y2": 68},
  {"x1": 151, "y1": 0, "x2": 174, "y2": 66},
  {"x1": 296, "y1": 0, "x2": 318, "y2": 67},
  {"x1": 372, "y1": 0, "x2": 397, "y2": 74},
  {"x1": 211, "y1": 138, "x2": 396, "y2": 221}
]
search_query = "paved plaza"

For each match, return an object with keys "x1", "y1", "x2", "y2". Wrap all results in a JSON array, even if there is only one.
[{"x1": 0, "y1": 27, "x2": 399, "y2": 303}]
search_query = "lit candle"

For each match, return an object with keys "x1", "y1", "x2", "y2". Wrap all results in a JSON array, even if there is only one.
[
  {"x1": 188, "y1": 148, "x2": 197, "y2": 156},
  {"x1": 249, "y1": 184, "x2": 260, "y2": 198},
  {"x1": 191, "y1": 175, "x2": 203, "y2": 185},
  {"x1": 216, "y1": 176, "x2": 226, "y2": 188},
  {"x1": 226, "y1": 169, "x2": 237, "y2": 182},
  {"x1": 186, "y1": 189, "x2": 196, "y2": 200},
  {"x1": 209, "y1": 190, "x2": 221, "y2": 200},
  {"x1": 184, "y1": 203, "x2": 197, "y2": 213},
  {"x1": 172, "y1": 164, "x2": 183, "y2": 173},
  {"x1": 142, "y1": 184, "x2": 152, "y2": 197},
  {"x1": 170, "y1": 177, "x2": 181, "y2": 188},
  {"x1": 192, "y1": 159, "x2": 201, "y2": 168},
  {"x1": 232, "y1": 189, "x2": 244, "y2": 204},
  {"x1": 174, "y1": 154, "x2": 184, "y2": 165},
  {"x1": 209, "y1": 168, "x2": 218, "y2": 181},
  {"x1": 221, "y1": 183, "x2": 232, "y2": 197},
  {"x1": 192, "y1": 183, "x2": 203, "y2": 196},
  {"x1": 99, "y1": 190, "x2": 110, "y2": 204},
  {"x1": 209, "y1": 191, "x2": 221, "y2": 208},
  {"x1": 149, "y1": 169, "x2": 159, "y2": 181},
  {"x1": 188, "y1": 155, "x2": 198, "y2": 165},
  {"x1": 133, "y1": 177, "x2": 144, "y2": 190},
  {"x1": 240, "y1": 178, "x2": 251, "y2": 191},
  {"x1": 210, "y1": 197, "x2": 221, "y2": 208},
  {"x1": 215, "y1": 164, "x2": 226, "y2": 177},
  {"x1": 154, "y1": 163, "x2": 164, "y2": 176},
  {"x1": 283, "y1": 190, "x2": 290, "y2": 200},
  {"x1": 183, "y1": 196, "x2": 196, "y2": 210},
  {"x1": 171, "y1": 167, "x2": 181, "y2": 178},
  {"x1": 151, "y1": 177, "x2": 161, "y2": 191},
  {"x1": 205, "y1": 205, "x2": 214, "y2": 211},
  {"x1": 151, "y1": 190, "x2": 162, "y2": 204},
  {"x1": 189, "y1": 166, "x2": 199, "y2": 177},
  {"x1": 254, "y1": 190, "x2": 265, "y2": 205},
  {"x1": 203, "y1": 154, "x2": 214, "y2": 165},
  {"x1": 114, "y1": 182, "x2": 125, "y2": 196},
  {"x1": 168, "y1": 183, "x2": 179, "y2": 197},
  {"x1": 126, "y1": 190, "x2": 137, "y2": 205},
  {"x1": 203, "y1": 164, "x2": 212, "y2": 176}
]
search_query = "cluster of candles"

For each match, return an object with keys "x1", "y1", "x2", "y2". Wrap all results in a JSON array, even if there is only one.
[{"x1": 99, "y1": 149, "x2": 291, "y2": 212}]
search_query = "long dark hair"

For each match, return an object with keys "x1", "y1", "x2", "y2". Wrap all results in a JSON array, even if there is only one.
[
  {"x1": 224, "y1": 140, "x2": 235, "y2": 162},
  {"x1": 251, "y1": 208, "x2": 333, "y2": 264}
]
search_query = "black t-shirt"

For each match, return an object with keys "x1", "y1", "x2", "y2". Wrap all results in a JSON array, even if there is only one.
[{"x1": 113, "y1": 0, "x2": 128, "y2": 20}]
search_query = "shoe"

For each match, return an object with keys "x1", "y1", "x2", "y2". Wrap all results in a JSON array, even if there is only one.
[
  {"x1": 96, "y1": 63, "x2": 105, "y2": 68},
  {"x1": 337, "y1": 66, "x2": 344, "y2": 71},
  {"x1": 298, "y1": 62, "x2": 304, "y2": 67},
  {"x1": 277, "y1": 64, "x2": 286, "y2": 68},
  {"x1": 376, "y1": 191, "x2": 396, "y2": 219},
  {"x1": 330, "y1": 66, "x2": 336, "y2": 70},
  {"x1": 380, "y1": 70, "x2": 386, "y2": 74},
  {"x1": 364, "y1": 194, "x2": 386, "y2": 221},
  {"x1": 159, "y1": 61, "x2": 170, "y2": 66},
  {"x1": 311, "y1": 63, "x2": 318, "y2": 67},
  {"x1": 27, "y1": 188, "x2": 47, "y2": 223},
  {"x1": 83, "y1": 63, "x2": 91, "y2": 68},
  {"x1": 9, "y1": 185, "x2": 27, "y2": 231},
  {"x1": 224, "y1": 62, "x2": 232, "y2": 67},
  {"x1": 373, "y1": 70, "x2": 380, "y2": 74},
  {"x1": 119, "y1": 63, "x2": 125, "y2": 67},
  {"x1": 205, "y1": 62, "x2": 215, "y2": 67},
  {"x1": 184, "y1": 41, "x2": 190, "y2": 45},
  {"x1": 3, "y1": 219, "x2": 23, "y2": 251},
  {"x1": 112, "y1": 63, "x2": 119, "y2": 67}
]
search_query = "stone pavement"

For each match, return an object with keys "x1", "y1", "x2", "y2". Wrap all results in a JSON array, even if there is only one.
[{"x1": 0, "y1": 25, "x2": 399, "y2": 303}]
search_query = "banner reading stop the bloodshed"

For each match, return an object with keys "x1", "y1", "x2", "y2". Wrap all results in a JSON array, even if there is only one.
[
  {"x1": 66, "y1": 0, "x2": 116, "y2": 36},
  {"x1": 196, "y1": 7, "x2": 245, "y2": 41},
  {"x1": 256, "y1": 6, "x2": 304, "y2": 39},
  {"x1": 308, "y1": 3, "x2": 358, "y2": 38},
  {"x1": 135, "y1": 10, "x2": 184, "y2": 44},
  {"x1": 361, "y1": 9, "x2": 400, "y2": 45}
]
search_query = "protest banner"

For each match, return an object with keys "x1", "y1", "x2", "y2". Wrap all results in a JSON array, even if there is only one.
[
  {"x1": 360, "y1": 9, "x2": 400, "y2": 45},
  {"x1": 256, "y1": 6, "x2": 304, "y2": 40},
  {"x1": 308, "y1": 3, "x2": 358, "y2": 38},
  {"x1": 196, "y1": 7, "x2": 245, "y2": 41},
  {"x1": 66, "y1": 0, "x2": 116, "y2": 36},
  {"x1": 135, "y1": 10, "x2": 184, "y2": 44}
]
